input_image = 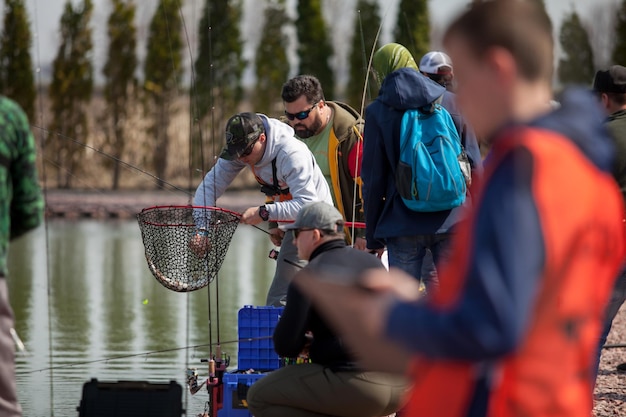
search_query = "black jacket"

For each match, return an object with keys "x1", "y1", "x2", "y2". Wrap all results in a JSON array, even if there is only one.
[
  {"x1": 607, "y1": 109, "x2": 626, "y2": 204},
  {"x1": 272, "y1": 239, "x2": 384, "y2": 369}
]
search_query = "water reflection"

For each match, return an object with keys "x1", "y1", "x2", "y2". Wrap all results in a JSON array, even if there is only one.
[{"x1": 7, "y1": 220, "x2": 274, "y2": 416}]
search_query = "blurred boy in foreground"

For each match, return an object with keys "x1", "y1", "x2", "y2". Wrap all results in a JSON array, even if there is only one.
[{"x1": 295, "y1": 2, "x2": 626, "y2": 417}]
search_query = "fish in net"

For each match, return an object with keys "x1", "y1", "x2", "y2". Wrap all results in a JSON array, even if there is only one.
[{"x1": 137, "y1": 206, "x2": 240, "y2": 292}]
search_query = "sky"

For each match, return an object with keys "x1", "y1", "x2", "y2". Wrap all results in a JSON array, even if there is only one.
[{"x1": 19, "y1": 0, "x2": 619, "y2": 87}]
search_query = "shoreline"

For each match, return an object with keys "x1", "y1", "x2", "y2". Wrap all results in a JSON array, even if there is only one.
[{"x1": 44, "y1": 188, "x2": 266, "y2": 219}]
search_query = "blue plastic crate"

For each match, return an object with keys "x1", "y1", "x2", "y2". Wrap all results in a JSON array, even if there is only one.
[
  {"x1": 218, "y1": 372, "x2": 267, "y2": 417},
  {"x1": 237, "y1": 306, "x2": 283, "y2": 371}
]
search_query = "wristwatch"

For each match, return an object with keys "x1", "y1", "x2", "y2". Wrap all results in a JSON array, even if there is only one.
[{"x1": 259, "y1": 205, "x2": 270, "y2": 221}]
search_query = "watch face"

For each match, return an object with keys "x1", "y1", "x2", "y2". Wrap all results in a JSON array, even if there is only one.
[{"x1": 260, "y1": 206, "x2": 269, "y2": 221}]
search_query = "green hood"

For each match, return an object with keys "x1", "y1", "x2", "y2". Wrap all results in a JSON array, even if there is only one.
[{"x1": 372, "y1": 43, "x2": 418, "y2": 88}]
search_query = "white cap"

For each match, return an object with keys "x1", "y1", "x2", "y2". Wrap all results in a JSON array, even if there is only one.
[{"x1": 419, "y1": 51, "x2": 453, "y2": 75}]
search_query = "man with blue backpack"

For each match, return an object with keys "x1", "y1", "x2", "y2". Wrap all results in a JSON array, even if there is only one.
[{"x1": 362, "y1": 43, "x2": 482, "y2": 291}]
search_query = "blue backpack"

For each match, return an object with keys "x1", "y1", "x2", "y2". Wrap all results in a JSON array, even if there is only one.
[{"x1": 396, "y1": 104, "x2": 470, "y2": 212}]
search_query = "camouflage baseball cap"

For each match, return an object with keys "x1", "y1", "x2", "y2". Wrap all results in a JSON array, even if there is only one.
[{"x1": 220, "y1": 112, "x2": 265, "y2": 160}]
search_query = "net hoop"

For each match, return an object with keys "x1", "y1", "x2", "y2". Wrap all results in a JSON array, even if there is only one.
[{"x1": 137, "y1": 206, "x2": 241, "y2": 292}]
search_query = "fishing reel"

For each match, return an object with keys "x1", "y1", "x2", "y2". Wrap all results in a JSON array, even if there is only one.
[
  {"x1": 186, "y1": 352, "x2": 231, "y2": 395},
  {"x1": 186, "y1": 347, "x2": 231, "y2": 417}
]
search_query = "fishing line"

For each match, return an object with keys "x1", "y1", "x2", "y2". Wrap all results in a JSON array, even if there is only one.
[
  {"x1": 31, "y1": 125, "x2": 194, "y2": 196},
  {"x1": 18, "y1": 335, "x2": 273, "y2": 375},
  {"x1": 400, "y1": 11, "x2": 419, "y2": 61},
  {"x1": 207, "y1": 17, "x2": 220, "y2": 350},
  {"x1": 40, "y1": 157, "x2": 185, "y2": 219},
  {"x1": 178, "y1": 0, "x2": 198, "y2": 409},
  {"x1": 32, "y1": 123, "x2": 272, "y2": 238},
  {"x1": 161, "y1": 0, "x2": 184, "y2": 105},
  {"x1": 31, "y1": 0, "x2": 55, "y2": 413},
  {"x1": 351, "y1": 2, "x2": 389, "y2": 247},
  {"x1": 349, "y1": 8, "x2": 366, "y2": 247},
  {"x1": 358, "y1": 2, "x2": 388, "y2": 132},
  {"x1": 31, "y1": 125, "x2": 270, "y2": 235},
  {"x1": 184, "y1": 1, "x2": 203, "y2": 196},
  {"x1": 35, "y1": 129, "x2": 269, "y2": 238}
]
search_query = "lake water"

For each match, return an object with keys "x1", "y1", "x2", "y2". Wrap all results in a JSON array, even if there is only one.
[{"x1": 8, "y1": 219, "x2": 276, "y2": 416}]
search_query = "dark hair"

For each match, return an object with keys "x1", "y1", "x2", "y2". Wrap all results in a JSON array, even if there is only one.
[
  {"x1": 607, "y1": 92, "x2": 626, "y2": 106},
  {"x1": 281, "y1": 75, "x2": 325, "y2": 104},
  {"x1": 444, "y1": 0, "x2": 554, "y2": 83},
  {"x1": 423, "y1": 72, "x2": 454, "y2": 89}
]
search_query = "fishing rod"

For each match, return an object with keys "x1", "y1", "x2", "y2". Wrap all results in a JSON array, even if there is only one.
[
  {"x1": 25, "y1": 1, "x2": 229, "y2": 414},
  {"x1": 200, "y1": 14, "x2": 229, "y2": 415},
  {"x1": 33, "y1": 125, "x2": 194, "y2": 197},
  {"x1": 18, "y1": 335, "x2": 273, "y2": 375},
  {"x1": 30, "y1": 0, "x2": 378, "y2": 405},
  {"x1": 37, "y1": 125, "x2": 278, "y2": 241},
  {"x1": 350, "y1": 2, "x2": 391, "y2": 246},
  {"x1": 31, "y1": 0, "x2": 58, "y2": 412},
  {"x1": 178, "y1": 2, "x2": 202, "y2": 408}
]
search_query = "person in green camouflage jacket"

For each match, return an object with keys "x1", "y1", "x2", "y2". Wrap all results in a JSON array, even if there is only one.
[{"x1": 0, "y1": 96, "x2": 43, "y2": 416}]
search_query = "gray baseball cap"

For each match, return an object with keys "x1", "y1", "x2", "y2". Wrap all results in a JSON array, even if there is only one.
[{"x1": 281, "y1": 202, "x2": 344, "y2": 233}]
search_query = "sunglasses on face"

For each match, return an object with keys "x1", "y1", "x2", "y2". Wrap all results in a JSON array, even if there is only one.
[
  {"x1": 239, "y1": 138, "x2": 259, "y2": 159},
  {"x1": 284, "y1": 102, "x2": 319, "y2": 121}
]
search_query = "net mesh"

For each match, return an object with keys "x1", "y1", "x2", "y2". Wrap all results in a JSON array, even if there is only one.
[{"x1": 137, "y1": 206, "x2": 240, "y2": 292}]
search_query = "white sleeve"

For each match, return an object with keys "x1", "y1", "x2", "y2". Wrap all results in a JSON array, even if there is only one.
[
  {"x1": 267, "y1": 151, "x2": 327, "y2": 221},
  {"x1": 193, "y1": 158, "x2": 245, "y2": 227}
]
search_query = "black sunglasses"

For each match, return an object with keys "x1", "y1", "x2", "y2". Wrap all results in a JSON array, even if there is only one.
[
  {"x1": 284, "y1": 102, "x2": 319, "y2": 121},
  {"x1": 238, "y1": 136, "x2": 260, "y2": 158},
  {"x1": 293, "y1": 228, "x2": 314, "y2": 238}
]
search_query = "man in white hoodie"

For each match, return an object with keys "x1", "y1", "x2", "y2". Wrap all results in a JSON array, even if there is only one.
[{"x1": 193, "y1": 112, "x2": 333, "y2": 306}]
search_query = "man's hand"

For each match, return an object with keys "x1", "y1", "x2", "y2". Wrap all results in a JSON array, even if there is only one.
[
  {"x1": 269, "y1": 228, "x2": 285, "y2": 246},
  {"x1": 294, "y1": 269, "x2": 412, "y2": 373},
  {"x1": 369, "y1": 248, "x2": 385, "y2": 259},
  {"x1": 353, "y1": 237, "x2": 368, "y2": 251},
  {"x1": 241, "y1": 206, "x2": 263, "y2": 225},
  {"x1": 189, "y1": 234, "x2": 212, "y2": 258},
  {"x1": 360, "y1": 267, "x2": 422, "y2": 302}
]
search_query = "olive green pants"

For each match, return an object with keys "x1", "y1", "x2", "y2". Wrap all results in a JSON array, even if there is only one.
[{"x1": 246, "y1": 363, "x2": 408, "y2": 417}]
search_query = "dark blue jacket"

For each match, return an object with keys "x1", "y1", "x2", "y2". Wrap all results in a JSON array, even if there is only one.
[
  {"x1": 362, "y1": 68, "x2": 483, "y2": 249},
  {"x1": 441, "y1": 91, "x2": 483, "y2": 175}
]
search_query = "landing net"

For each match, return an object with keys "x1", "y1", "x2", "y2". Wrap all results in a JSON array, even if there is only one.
[{"x1": 137, "y1": 206, "x2": 240, "y2": 292}]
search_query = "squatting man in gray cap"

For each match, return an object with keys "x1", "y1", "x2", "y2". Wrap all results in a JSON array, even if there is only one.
[{"x1": 246, "y1": 201, "x2": 408, "y2": 417}]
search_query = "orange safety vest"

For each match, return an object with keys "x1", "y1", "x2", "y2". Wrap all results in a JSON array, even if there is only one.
[{"x1": 402, "y1": 127, "x2": 625, "y2": 417}]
